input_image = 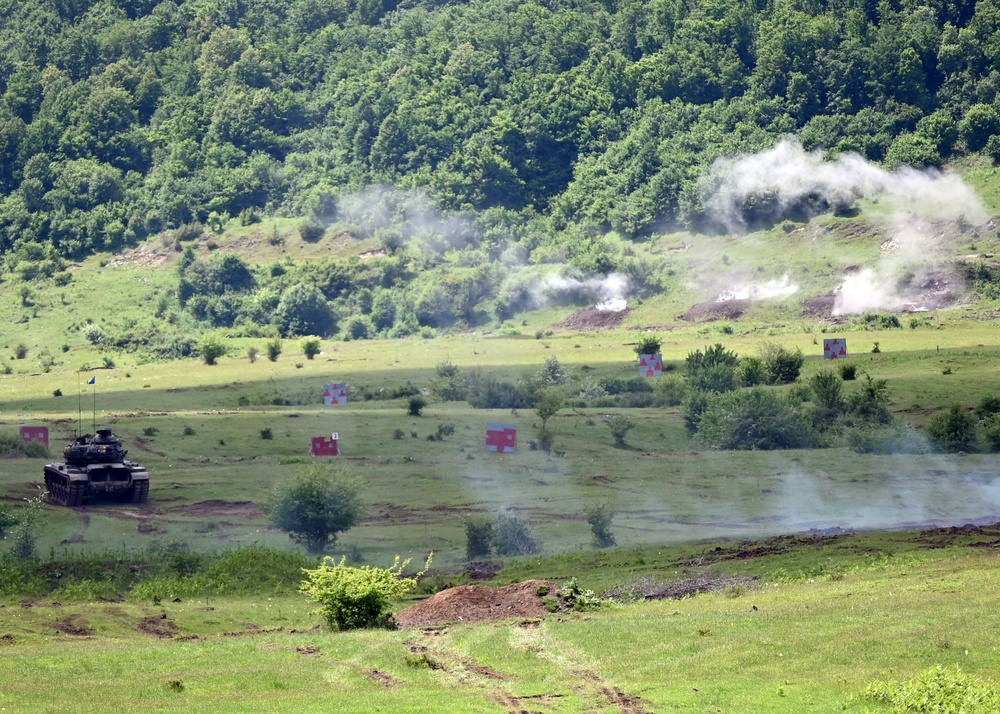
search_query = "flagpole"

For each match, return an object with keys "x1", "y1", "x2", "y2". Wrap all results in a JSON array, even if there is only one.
[
  {"x1": 77, "y1": 374, "x2": 82, "y2": 437},
  {"x1": 92, "y1": 377, "x2": 96, "y2": 434}
]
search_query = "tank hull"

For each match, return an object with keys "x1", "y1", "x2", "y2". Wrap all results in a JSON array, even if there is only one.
[{"x1": 44, "y1": 461, "x2": 150, "y2": 506}]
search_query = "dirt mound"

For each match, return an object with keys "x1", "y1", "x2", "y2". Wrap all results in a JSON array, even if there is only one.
[
  {"x1": 683, "y1": 298, "x2": 750, "y2": 322},
  {"x1": 391, "y1": 579, "x2": 559, "y2": 628},
  {"x1": 557, "y1": 308, "x2": 630, "y2": 331}
]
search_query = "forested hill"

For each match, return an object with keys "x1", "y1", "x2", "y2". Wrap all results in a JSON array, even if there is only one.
[{"x1": 1, "y1": 0, "x2": 999, "y2": 259}]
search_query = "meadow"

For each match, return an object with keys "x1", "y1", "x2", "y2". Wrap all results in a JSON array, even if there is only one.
[{"x1": 3, "y1": 210, "x2": 1000, "y2": 712}]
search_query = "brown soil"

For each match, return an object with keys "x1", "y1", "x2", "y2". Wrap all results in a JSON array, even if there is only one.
[
  {"x1": 391, "y1": 580, "x2": 560, "y2": 628},
  {"x1": 138, "y1": 613, "x2": 179, "y2": 638},
  {"x1": 170, "y1": 500, "x2": 267, "y2": 519},
  {"x1": 556, "y1": 308, "x2": 630, "y2": 331},
  {"x1": 366, "y1": 669, "x2": 398, "y2": 688},
  {"x1": 682, "y1": 298, "x2": 750, "y2": 322},
  {"x1": 51, "y1": 615, "x2": 94, "y2": 636},
  {"x1": 605, "y1": 575, "x2": 759, "y2": 601}
]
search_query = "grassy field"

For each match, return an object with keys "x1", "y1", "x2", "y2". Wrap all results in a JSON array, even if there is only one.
[{"x1": 2, "y1": 194, "x2": 1000, "y2": 711}]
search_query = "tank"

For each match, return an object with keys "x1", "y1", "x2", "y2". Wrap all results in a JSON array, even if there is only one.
[{"x1": 44, "y1": 428, "x2": 150, "y2": 506}]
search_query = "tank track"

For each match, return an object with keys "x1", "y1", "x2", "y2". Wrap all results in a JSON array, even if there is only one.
[
  {"x1": 129, "y1": 480, "x2": 149, "y2": 504},
  {"x1": 44, "y1": 471, "x2": 85, "y2": 507}
]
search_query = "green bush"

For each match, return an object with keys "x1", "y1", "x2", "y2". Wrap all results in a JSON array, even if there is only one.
[
  {"x1": 653, "y1": 375, "x2": 686, "y2": 406},
  {"x1": 464, "y1": 516, "x2": 494, "y2": 560},
  {"x1": 407, "y1": 395, "x2": 427, "y2": 416},
  {"x1": 736, "y1": 356, "x2": 768, "y2": 386},
  {"x1": 925, "y1": 405, "x2": 977, "y2": 453},
  {"x1": 604, "y1": 414, "x2": 636, "y2": 448},
  {"x1": 863, "y1": 665, "x2": 1000, "y2": 714},
  {"x1": 847, "y1": 423, "x2": 931, "y2": 454},
  {"x1": 686, "y1": 344, "x2": 740, "y2": 393},
  {"x1": 633, "y1": 334, "x2": 662, "y2": 357},
  {"x1": 584, "y1": 503, "x2": 616, "y2": 548},
  {"x1": 197, "y1": 333, "x2": 227, "y2": 365},
  {"x1": 492, "y1": 512, "x2": 539, "y2": 556},
  {"x1": 300, "y1": 337, "x2": 322, "y2": 359},
  {"x1": 759, "y1": 343, "x2": 804, "y2": 384},
  {"x1": 265, "y1": 338, "x2": 282, "y2": 362},
  {"x1": 300, "y1": 555, "x2": 430, "y2": 630},
  {"x1": 697, "y1": 388, "x2": 815, "y2": 450},
  {"x1": 262, "y1": 465, "x2": 363, "y2": 554}
]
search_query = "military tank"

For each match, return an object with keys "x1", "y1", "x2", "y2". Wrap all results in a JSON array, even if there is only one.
[{"x1": 44, "y1": 428, "x2": 150, "y2": 506}]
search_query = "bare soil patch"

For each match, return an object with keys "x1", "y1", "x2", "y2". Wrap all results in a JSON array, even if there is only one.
[
  {"x1": 170, "y1": 500, "x2": 267, "y2": 519},
  {"x1": 367, "y1": 669, "x2": 398, "y2": 688},
  {"x1": 392, "y1": 579, "x2": 560, "y2": 628},
  {"x1": 683, "y1": 298, "x2": 750, "y2": 322},
  {"x1": 138, "y1": 613, "x2": 179, "y2": 638},
  {"x1": 605, "y1": 575, "x2": 759, "y2": 601},
  {"x1": 556, "y1": 308, "x2": 630, "y2": 331},
  {"x1": 51, "y1": 615, "x2": 94, "y2": 636}
]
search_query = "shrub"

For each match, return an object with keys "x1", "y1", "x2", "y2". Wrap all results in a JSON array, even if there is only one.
[
  {"x1": 265, "y1": 338, "x2": 282, "y2": 362},
  {"x1": 492, "y1": 512, "x2": 539, "y2": 556},
  {"x1": 759, "y1": 343, "x2": 804, "y2": 384},
  {"x1": 262, "y1": 465, "x2": 363, "y2": 554},
  {"x1": 653, "y1": 375, "x2": 686, "y2": 406},
  {"x1": 584, "y1": 503, "x2": 616, "y2": 548},
  {"x1": 846, "y1": 374, "x2": 892, "y2": 424},
  {"x1": 697, "y1": 388, "x2": 815, "y2": 450},
  {"x1": 82, "y1": 323, "x2": 104, "y2": 345},
  {"x1": 247, "y1": 345, "x2": 259, "y2": 363},
  {"x1": 300, "y1": 555, "x2": 430, "y2": 630},
  {"x1": 604, "y1": 414, "x2": 635, "y2": 448},
  {"x1": 925, "y1": 404, "x2": 977, "y2": 453},
  {"x1": 686, "y1": 344, "x2": 740, "y2": 392},
  {"x1": 407, "y1": 395, "x2": 427, "y2": 416},
  {"x1": 863, "y1": 665, "x2": 1000, "y2": 714},
  {"x1": 633, "y1": 334, "x2": 662, "y2": 357},
  {"x1": 197, "y1": 333, "x2": 227, "y2": 365},
  {"x1": 848, "y1": 423, "x2": 931, "y2": 454},
  {"x1": 838, "y1": 362, "x2": 858, "y2": 380},
  {"x1": 430, "y1": 359, "x2": 468, "y2": 401},
  {"x1": 299, "y1": 220, "x2": 326, "y2": 242},
  {"x1": 982, "y1": 414, "x2": 1000, "y2": 451},
  {"x1": 974, "y1": 395, "x2": 1000, "y2": 420},
  {"x1": 464, "y1": 516, "x2": 493, "y2": 559},
  {"x1": 300, "y1": 337, "x2": 321, "y2": 359},
  {"x1": 260, "y1": 428, "x2": 273, "y2": 440},
  {"x1": 736, "y1": 356, "x2": 768, "y2": 387},
  {"x1": 13, "y1": 343, "x2": 27, "y2": 359},
  {"x1": 0, "y1": 503, "x2": 17, "y2": 539}
]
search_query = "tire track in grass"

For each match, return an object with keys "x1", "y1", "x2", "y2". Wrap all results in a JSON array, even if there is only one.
[
  {"x1": 404, "y1": 629, "x2": 569, "y2": 714},
  {"x1": 509, "y1": 622, "x2": 655, "y2": 714}
]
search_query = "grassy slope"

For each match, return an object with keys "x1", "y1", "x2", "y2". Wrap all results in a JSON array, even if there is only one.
[
  {"x1": 2, "y1": 185, "x2": 1000, "y2": 711},
  {"x1": 1, "y1": 544, "x2": 999, "y2": 712}
]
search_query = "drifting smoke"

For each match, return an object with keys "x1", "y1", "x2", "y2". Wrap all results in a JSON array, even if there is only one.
[
  {"x1": 535, "y1": 272, "x2": 630, "y2": 311},
  {"x1": 333, "y1": 185, "x2": 472, "y2": 252},
  {"x1": 716, "y1": 274, "x2": 799, "y2": 302},
  {"x1": 704, "y1": 139, "x2": 988, "y2": 315}
]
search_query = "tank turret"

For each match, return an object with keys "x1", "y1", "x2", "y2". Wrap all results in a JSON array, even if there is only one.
[{"x1": 45, "y1": 428, "x2": 149, "y2": 506}]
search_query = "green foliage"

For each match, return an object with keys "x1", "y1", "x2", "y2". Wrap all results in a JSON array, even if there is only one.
[
  {"x1": 534, "y1": 388, "x2": 564, "y2": 430},
  {"x1": 463, "y1": 516, "x2": 493, "y2": 560},
  {"x1": 863, "y1": 665, "x2": 1000, "y2": 714},
  {"x1": 492, "y1": 512, "x2": 539, "y2": 556},
  {"x1": 197, "y1": 333, "x2": 227, "y2": 365},
  {"x1": 275, "y1": 284, "x2": 335, "y2": 338},
  {"x1": 407, "y1": 395, "x2": 427, "y2": 416},
  {"x1": 697, "y1": 388, "x2": 815, "y2": 450},
  {"x1": 0, "y1": 504, "x2": 17, "y2": 539},
  {"x1": 9, "y1": 490, "x2": 46, "y2": 561},
  {"x1": 300, "y1": 337, "x2": 321, "y2": 359},
  {"x1": 584, "y1": 503, "x2": 616, "y2": 548},
  {"x1": 847, "y1": 374, "x2": 892, "y2": 425},
  {"x1": 265, "y1": 338, "x2": 282, "y2": 362},
  {"x1": 758, "y1": 343, "x2": 804, "y2": 384},
  {"x1": 430, "y1": 359, "x2": 468, "y2": 402},
  {"x1": 653, "y1": 375, "x2": 686, "y2": 406},
  {"x1": 633, "y1": 335, "x2": 662, "y2": 357},
  {"x1": 925, "y1": 405, "x2": 977, "y2": 453},
  {"x1": 838, "y1": 362, "x2": 858, "y2": 380},
  {"x1": 300, "y1": 554, "x2": 430, "y2": 630},
  {"x1": 847, "y1": 423, "x2": 931, "y2": 455},
  {"x1": 686, "y1": 344, "x2": 740, "y2": 393},
  {"x1": 262, "y1": 465, "x2": 363, "y2": 554},
  {"x1": 736, "y1": 356, "x2": 768, "y2": 387},
  {"x1": 604, "y1": 414, "x2": 636, "y2": 448},
  {"x1": 298, "y1": 220, "x2": 325, "y2": 243}
]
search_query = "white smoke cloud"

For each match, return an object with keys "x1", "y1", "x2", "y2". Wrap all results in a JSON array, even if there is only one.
[
  {"x1": 704, "y1": 139, "x2": 988, "y2": 316},
  {"x1": 717, "y1": 274, "x2": 799, "y2": 302},
  {"x1": 535, "y1": 271, "x2": 630, "y2": 310}
]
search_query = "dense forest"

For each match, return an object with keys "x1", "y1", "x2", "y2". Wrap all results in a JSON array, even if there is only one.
[{"x1": 3, "y1": 0, "x2": 1000, "y2": 342}]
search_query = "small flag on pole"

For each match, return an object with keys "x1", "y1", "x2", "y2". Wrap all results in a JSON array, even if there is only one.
[
  {"x1": 323, "y1": 383, "x2": 347, "y2": 405},
  {"x1": 823, "y1": 338, "x2": 848, "y2": 360},
  {"x1": 88, "y1": 376, "x2": 96, "y2": 385},
  {"x1": 639, "y1": 354, "x2": 663, "y2": 377},
  {"x1": 485, "y1": 423, "x2": 517, "y2": 452}
]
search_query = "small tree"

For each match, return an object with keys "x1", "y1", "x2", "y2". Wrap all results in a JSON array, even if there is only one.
[
  {"x1": 925, "y1": 405, "x2": 977, "y2": 453},
  {"x1": 584, "y1": 503, "x2": 616, "y2": 548},
  {"x1": 605, "y1": 414, "x2": 635, "y2": 448},
  {"x1": 265, "y1": 337, "x2": 282, "y2": 362},
  {"x1": 404, "y1": 394, "x2": 427, "y2": 416},
  {"x1": 300, "y1": 337, "x2": 322, "y2": 360},
  {"x1": 198, "y1": 333, "x2": 226, "y2": 365},
  {"x1": 633, "y1": 334, "x2": 662, "y2": 357},
  {"x1": 492, "y1": 512, "x2": 539, "y2": 555},
  {"x1": 262, "y1": 465, "x2": 363, "y2": 554},
  {"x1": 300, "y1": 554, "x2": 431, "y2": 630},
  {"x1": 534, "y1": 388, "x2": 564, "y2": 430},
  {"x1": 247, "y1": 345, "x2": 259, "y2": 363},
  {"x1": 759, "y1": 343, "x2": 804, "y2": 384},
  {"x1": 464, "y1": 516, "x2": 493, "y2": 559}
]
